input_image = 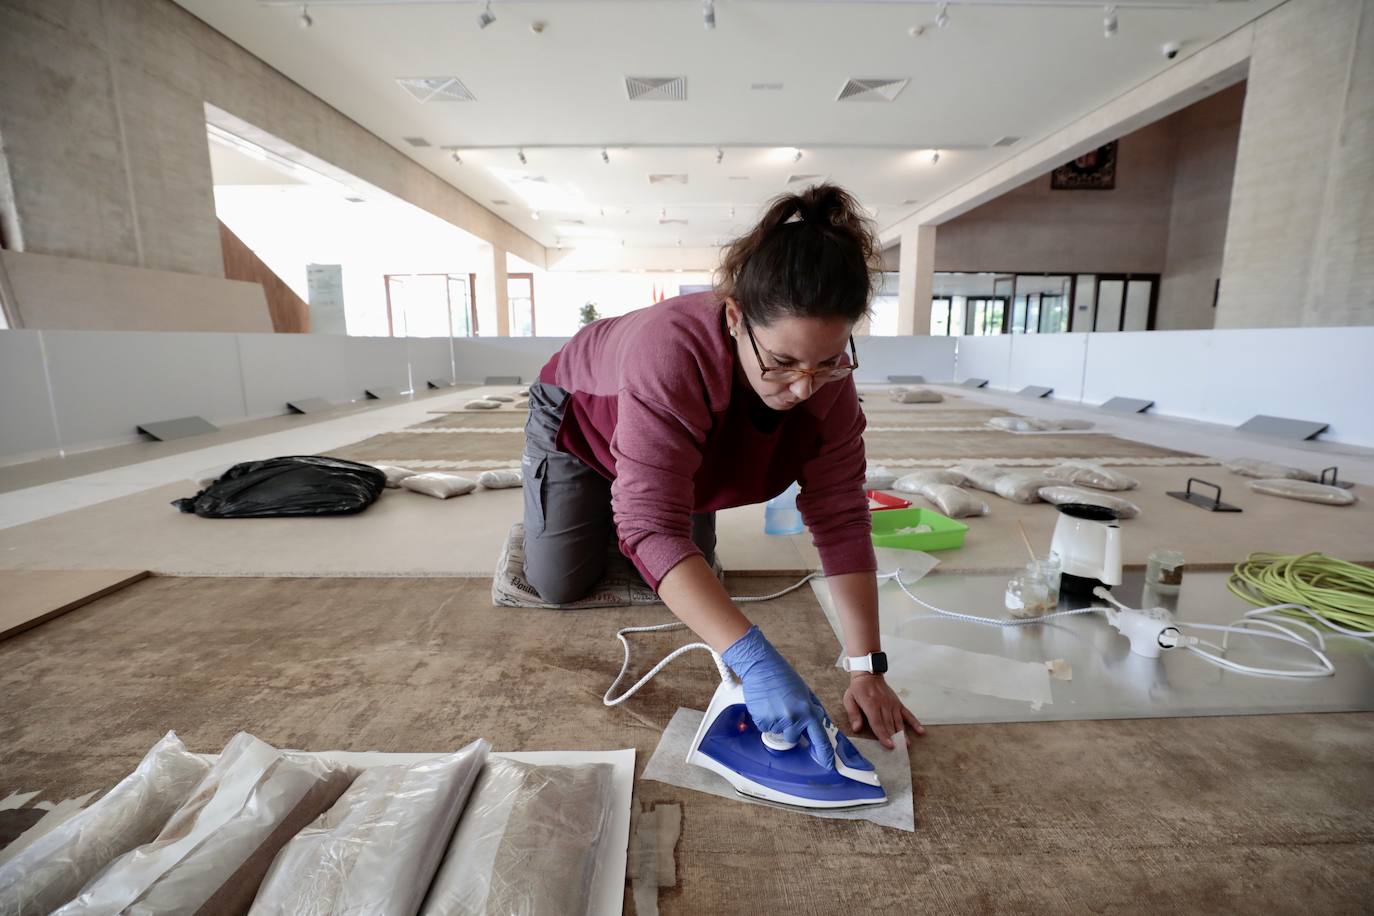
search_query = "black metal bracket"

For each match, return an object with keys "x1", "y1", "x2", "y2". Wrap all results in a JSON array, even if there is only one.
[
  {"x1": 1167, "y1": 477, "x2": 1242, "y2": 512},
  {"x1": 1320, "y1": 467, "x2": 1356, "y2": 490}
]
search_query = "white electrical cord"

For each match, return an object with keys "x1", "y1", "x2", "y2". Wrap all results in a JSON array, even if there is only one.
[
  {"x1": 882, "y1": 569, "x2": 1109, "y2": 627},
  {"x1": 602, "y1": 573, "x2": 821, "y2": 707},
  {"x1": 1092, "y1": 589, "x2": 1335, "y2": 679}
]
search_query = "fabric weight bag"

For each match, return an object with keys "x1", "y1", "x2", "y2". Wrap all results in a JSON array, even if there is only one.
[
  {"x1": 994, "y1": 473, "x2": 1059, "y2": 504},
  {"x1": 893, "y1": 470, "x2": 965, "y2": 493},
  {"x1": 921, "y1": 484, "x2": 989, "y2": 518},
  {"x1": 401, "y1": 473, "x2": 477, "y2": 499},
  {"x1": 172, "y1": 457, "x2": 386, "y2": 518},
  {"x1": 1225, "y1": 458, "x2": 1318, "y2": 482},
  {"x1": 1037, "y1": 486, "x2": 1141, "y2": 519},
  {"x1": 1248, "y1": 479, "x2": 1357, "y2": 506},
  {"x1": 420, "y1": 759, "x2": 616, "y2": 916},
  {"x1": 0, "y1": 733, "x2": 210, "y2": 916},
  {"x1": 477, "y1": 469, "x2": 522, "y2": 490},
  {"x1": 249, "y1": 740, "x2": 490, "y2": 916},
  {"x1": 1041, "y1": 462, "x2": 1139, "y2": 491}
]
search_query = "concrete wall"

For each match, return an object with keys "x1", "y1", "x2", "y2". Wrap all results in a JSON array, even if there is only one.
[
  {"x1": 1157, "y1": 84, "x2": 1246, "y2": 330},
  {"x1": 0, "y1": 0, "x2": 542, "y2": 319},
  {"x1": 1218, "y1": 0, "x2": 1374, "y2": 328},
  {"x1": 932, "y1": 118, "x2": 1179, "y2": 277}
]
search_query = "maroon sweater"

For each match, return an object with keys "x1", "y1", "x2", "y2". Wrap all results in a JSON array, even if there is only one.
[{"x1": 539, "y1": 292, "x2": 875, "y2": 589}]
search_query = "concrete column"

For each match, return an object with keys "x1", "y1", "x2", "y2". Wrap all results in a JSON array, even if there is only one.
[
  {"x1": 896, "y1": 226, "x2": 937, "y2": 335},
  {"x1": 475, "y1": 244, "x2": 510, "y2": 337}
]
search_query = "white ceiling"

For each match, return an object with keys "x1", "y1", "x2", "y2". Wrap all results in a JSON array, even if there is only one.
[{"x1": 175, "y1": 0, "x2": 1281, "y2": 250}]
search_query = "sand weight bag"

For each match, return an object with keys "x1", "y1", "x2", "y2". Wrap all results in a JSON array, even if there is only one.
[{"x1": 172, "y1": 457, "x2": 386, "y2": 518}]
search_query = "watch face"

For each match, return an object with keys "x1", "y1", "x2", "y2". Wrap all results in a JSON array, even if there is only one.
[{"x1": 872, "y1": 651, "x2": 889, "y2": 675}]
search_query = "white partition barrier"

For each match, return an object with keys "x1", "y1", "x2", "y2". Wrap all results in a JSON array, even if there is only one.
[
  {"x1": 1006, "y1": 333, "x2": 1090, "y2": 401},
  {"x1": 450, "y1": 337, "x2": 569, "y2": 383},
  {"x1": 953, "y1": 336, "x2": 1014, "y2": 389},
  {"x1": 852, "y1": 336, "x2": 957, "y2": 383},
  {"x1": 42, "y1": 330, "x2": 248, "y2": 450},
  {"x1": 406, "y1": 337, "x2": 457, "y2": 387},
  {"x1": 0, "y1": 331, "x2": 61, "y2": 461},
  {"x1": 237, "y1": 332, "x2": 361, "y2": 415}
]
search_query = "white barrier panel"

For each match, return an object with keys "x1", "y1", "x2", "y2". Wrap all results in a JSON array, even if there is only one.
[
  {"x1": 0, "y1": 331, "x2": 61, "y2": 462},
  {"x1": 42, "y1": 330, "x2": 248, "y2": 451},
  {"x1": 407, "y1": 337, "x2": 456, "y2": 387},
  {"x1": 237, "y1": 332, "x2": 359, "y2": 416},
  {"x1": 852, "y1": 336, "x2": 957, "y2": 383},
  {"x1": 450, "y1": 337, "x2": 569, "y2": 383},
  {"x1": 1006, "y1": 333, "x2": 1090, "y2": 401},
  {"x1": 954, "y1": 336, "x2": 1014, "y2": 389},
  {"x1": 343, "y1": 336, "x2": 413, "y2": 396}
]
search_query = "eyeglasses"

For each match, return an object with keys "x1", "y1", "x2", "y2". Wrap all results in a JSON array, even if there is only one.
[{"x1": 741, "y1": 318, "x2": 859, "y2": 384}]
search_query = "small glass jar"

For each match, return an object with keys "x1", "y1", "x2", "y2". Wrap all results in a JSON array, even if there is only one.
[
  {"x1": 1146, "y1": 548, "x2": 1185, "y2": 596},
  {"x1": 1027, "y1": 554, "x2": 1062, "y2": 607},
  {"x1": 1006, "y1": 570, "x2": 1053, "y2": 618}
]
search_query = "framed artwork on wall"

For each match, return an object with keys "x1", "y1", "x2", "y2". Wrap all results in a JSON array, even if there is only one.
[{"x1": 1051, "y1": 141, "x2": 1118, "y2": 190}]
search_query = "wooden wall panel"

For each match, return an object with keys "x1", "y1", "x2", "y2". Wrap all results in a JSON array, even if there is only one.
[{"x1": 219, "y1": 221, "x2": 310, "y2": 333}]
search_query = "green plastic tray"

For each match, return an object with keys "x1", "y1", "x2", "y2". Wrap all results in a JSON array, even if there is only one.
[{"x1": 870, "y1": 507, "x2": 968, "y2": 552}]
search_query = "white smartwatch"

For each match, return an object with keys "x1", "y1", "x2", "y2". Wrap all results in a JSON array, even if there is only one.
[{"x1": 841, "y1": 651, "x2": 889, "y2": 675}]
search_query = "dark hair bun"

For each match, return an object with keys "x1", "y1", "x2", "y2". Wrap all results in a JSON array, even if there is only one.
[{"x1": 715, "y1": 183, "x2": 878, "y2": 325}]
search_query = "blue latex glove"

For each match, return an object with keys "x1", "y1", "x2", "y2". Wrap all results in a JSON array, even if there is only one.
[{"x1": 721, "y1": 626, "x2": 835, "y2": 770}]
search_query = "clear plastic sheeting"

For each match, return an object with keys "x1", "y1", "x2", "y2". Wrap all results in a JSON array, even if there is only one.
[
  {"x1": 0, "y1": 732, "x2": 210, "y2": 916},
  {"x1": 249, "y1": 740, "x2": 490, "y2": 915},
  {"x1": 1041, "y1": 462, "x2": 1139, "y2": 491},
  {"x1": 1224, "y1": 458, "x2": 1318, "y2": 481},
  {"x1": 988, "y1": 417, "x2": 1094, "y2": 433},
  {"x1": 372, "y1": 465, "x2": 421, "y2": 488},
  {"x1": 864, "y1": 464, "x2": 898, "y2": 490},
  {"x1": 420, "y1": 759, "x2": 615, "y2": 916},
  {"x1": 892, "y1": 470, "x2": 965, "y2": 493},
  {"x1": 400, "y1": 473, "x2": 478, "y2": 499},
  {"x1": 993, "y1": 473, "x2": 1059, "y2": 504},
  {"x1": 1248, "y1": 479, "x2": 1358, "y2": 506},
  {"x1": 922, "y1": 484, "x2": 990, "y2": 518},
  {"x1": 476, "y1": 469, "x2": 522, "y2": 490},
  {"x1": 1037, "y1": 485, "x2": 1142, "y2": 519},
  {"x1": 951, "y1": 461, "x2": 1008, "y2": 493},
  {"x1": 54, "y1": 733, "x2": 357, "y2": 916}
]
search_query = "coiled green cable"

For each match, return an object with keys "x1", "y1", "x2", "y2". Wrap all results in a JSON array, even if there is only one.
[{"x1": 1228, "y1": 552, "x2": 1374, "y2": 635}]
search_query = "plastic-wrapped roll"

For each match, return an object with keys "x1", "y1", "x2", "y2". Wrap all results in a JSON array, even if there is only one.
[
  {"x1": 1037, "y1": 485, "x2": 1141, "y2": 519},
  {"x1": 920, "y1": 484, "x2": 989, "y2": 518},
  {"x1": 0, "y1": 733, "x2": 210, "y2": 916},
  {"x1": 951, "y1": 461, "x2": 1008, "y2": 493},
  {"x1": 477, "y1": 469, "x2": 522, "y2": 489},
  {"x1": 400, "y1": 473, "x2": 477, "y2": 499},
  {"x1": 993, "y1": 473, "x2": 1059, "y2": 504},
  {"x1": 420, "y1": 760, "x2": 615, "y2": 916},
  {"x1": 892, "y1": 470, "x2": 965, "y2": 493},
  {"x1": 249, "y1": 740, "x2": 490, "y2": 916},
  {"x1": 1248, "y1": 479, "x2": 1357, "y2": 506},
  {"x1": 1225, "y1": 458, "x2": 1318, "y2": 482},
  {"x1": 1040, "y1": 462, "x2": 1138, "y2": 491}
]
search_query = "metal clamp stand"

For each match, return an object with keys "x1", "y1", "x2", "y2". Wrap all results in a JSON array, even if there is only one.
[
  {"x1": 1167, "y1": 477, "x2": 1242, "y2": 512},
  {"x1": 1320, "y1": 467, "x2": 1356, "y2": 490}
]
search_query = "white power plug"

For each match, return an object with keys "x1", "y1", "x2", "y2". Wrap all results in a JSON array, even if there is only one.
[{"x1": 1092, "y1": 587, "x2": 1182, "y2": 658}]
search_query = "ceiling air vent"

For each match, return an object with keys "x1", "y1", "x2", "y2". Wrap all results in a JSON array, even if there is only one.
[
  {"x1": 659, "y1": 218, "x2": 689, "y2": 225},
  {"x1": 992, "y1": 135, "x2": 1022, "y2": 147},
  {"x1": 901, "y1": 199, "x2": 920, "y2": 206},
  {"x1": 490, "y1": 199, "x2": 510, "y2": 206},
  {"x1": 728, "y1": 175, "x2": 750, "y2": 181},
  {"x1": 786, "y1": 174, "x2": 823, "y2": 185},
  {"x1": 402, "y1": 136, "x2": 431, "y2": 148},
  {"x1": 750, "y1": 82, "x2": 783, "y2": 91},
  {"x1": 837, "y1": 78, "x2": 909, "y2": 103},
  {"x1": 626, "y1": 76, "x2": 687, "y2": 101},
  {"x1": 648, "y1": 174, "x2": 688, "y2": 185},
  {"x1": 396, "y1": 77, "x2": 476, "y2": 103}
]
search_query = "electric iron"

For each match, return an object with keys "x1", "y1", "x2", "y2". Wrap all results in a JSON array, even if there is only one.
[{"x1": 686, "y1": 672, "x2": 887, "y2": 809}]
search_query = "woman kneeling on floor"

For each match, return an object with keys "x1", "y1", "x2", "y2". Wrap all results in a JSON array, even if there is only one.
[{"x1": 522, "y1": 183, "x2": 923, "y2": 765}]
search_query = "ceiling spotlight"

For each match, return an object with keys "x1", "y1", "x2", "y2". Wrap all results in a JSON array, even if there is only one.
[
  {"x1": 792, "y1": 147, "x2": 803, "y2": 163},
  {"x1": 928, "y1": 149, "x2": 941, "y2": 165},
  {"x1": 1103, "y1": 5, "x2": 1118, "y2": 38},
  {"x1": 298, "y1": 4, "x2": 312, "y2": 28},
  {"x1": 935, "y1": 2, "x2": 950, "y2": 29},
  {"x1": 517, "y1": 148, "x2": 527, "y2": 166},
  {"x1": 703, "y1": 0, "x2": 716, "y2": 31},
  {"x1": 714, "y1": 146, "x2": 724, "y2": 165},
  {"x1": 477, "y1": 0, "x2": 495, "y2": 30},
  {"x1": 601, "y1": 147, "x2": 610, "y2": 164},
  {"x1": 530, "y1": 210, "x2": 540, "y2": 220},
  {"x1": 450, "y1": 150, "x2": 462, "y2": 164}
]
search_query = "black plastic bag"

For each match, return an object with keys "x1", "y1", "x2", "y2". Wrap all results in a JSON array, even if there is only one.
[{"x1": 173, "y1": 456, "x2": 387, "y2": 518}]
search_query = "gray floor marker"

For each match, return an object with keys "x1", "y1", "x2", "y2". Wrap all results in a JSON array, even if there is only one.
[
  {"x1": 135, "y1": 416, "x2": 218, "y2": 441},
  {"x1": 286, "y1": 398, "x2": 334, "y2": 414},
  {"x1": 887, "y1": 375, "x2": 925, "y2": 384},
  {"x1": 1100, "y1": 397, "x2": 1154, "y2": 413},
  {"x1": 1018, "y1": 385, "x2": 1053, "y2": 398},
  {"x1": 961, "y1": 378, "x2": 989, "y2": 388},
  {"x1": 1236, "y1": 414, "x2": 1329, "y2": 441},
  {"x1": 365, "y1": 386, "x2": 404, "y2": 400},
  {"x1": 483, "y1": 375, "x2": 521, "y2": 385},
  {"x1": 426, "y1": 379, "x2": 455, "y2": 389}
]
